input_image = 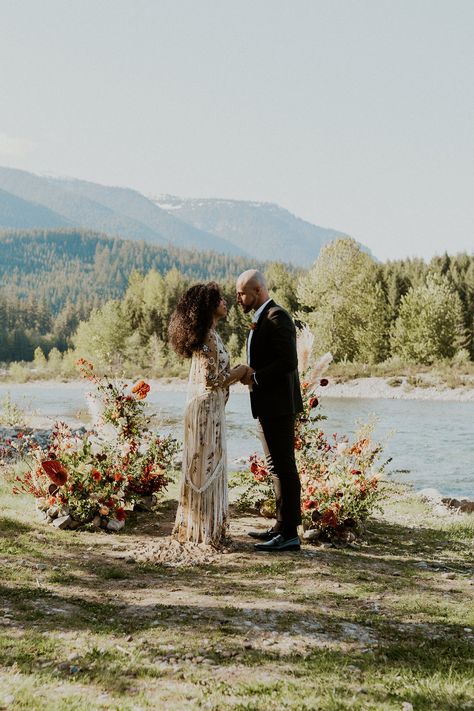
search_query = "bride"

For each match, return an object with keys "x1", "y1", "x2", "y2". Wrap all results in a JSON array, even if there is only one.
[{"x1": 168, "y1": 282, "x2": 248, "y2": 544}]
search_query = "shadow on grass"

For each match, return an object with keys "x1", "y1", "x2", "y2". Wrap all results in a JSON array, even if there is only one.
[{"x1": 0, "y1": 593, "x2": 473, "y2": 711}]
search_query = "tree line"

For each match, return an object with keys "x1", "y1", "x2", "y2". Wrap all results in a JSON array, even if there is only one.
[
  {"x1": 0, "y1": 228, "x2": 266, "y2": 362},
  {"x1": 1, "y1": 231, "x2": 473, "y2": 372}
]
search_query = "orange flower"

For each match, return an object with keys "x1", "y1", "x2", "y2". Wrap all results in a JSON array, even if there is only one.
[
  {"x1": 41, "y1": 460, "x2": 68, "y2": 486},
  {"x1": 349, "y1": 438, "x2": 370, "y2": 455},
  {"x1": 99, "y1": 506, "x2": 110, "y2": 516},
  {"x1": 132, "y1": 380, "x2": 150, "y2": 400},
  {"x1": 250, "y1": 461, "x2": 260, "y2": 475}
]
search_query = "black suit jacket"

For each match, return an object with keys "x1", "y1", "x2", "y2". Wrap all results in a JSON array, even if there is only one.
[{"x1": 248, "y1": 300, "x2": 304, "y2": 419}]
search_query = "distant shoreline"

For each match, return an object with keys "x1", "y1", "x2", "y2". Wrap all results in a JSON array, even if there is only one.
[{"x1": 1, "y1": 375, "x2": 473, "y2": 403}]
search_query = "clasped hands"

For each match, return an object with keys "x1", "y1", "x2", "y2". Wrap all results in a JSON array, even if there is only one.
[{"x1": 228, "y1": 364, "x2": 255, "y2": 386}]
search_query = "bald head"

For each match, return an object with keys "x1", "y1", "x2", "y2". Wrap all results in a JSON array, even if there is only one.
[{"x1": 236, "y1": 269, "x2": 270, "y2": 314}]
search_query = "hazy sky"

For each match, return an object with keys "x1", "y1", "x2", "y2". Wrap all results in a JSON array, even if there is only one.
[{"x1": 1, "y1": 0, "x2": 473, "y2": 261}]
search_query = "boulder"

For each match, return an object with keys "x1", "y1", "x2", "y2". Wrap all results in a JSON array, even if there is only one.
[
  {"x1": 53, "y1": 515, "x2": 73, "y2": 529},
  {"x1": 107, "y1": 518, "x2": 125, "y2": 532},
  {"x1": 442, "y1": 497, "x2": 474, "y2": 513}
]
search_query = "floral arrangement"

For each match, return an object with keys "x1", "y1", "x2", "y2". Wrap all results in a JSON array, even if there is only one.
[
  {"x1": 9, "y1": 359, "x2": 179, "y2": 530},
  {"x1": 233, "y1": 327, "x2": 387, "y2": 541}
]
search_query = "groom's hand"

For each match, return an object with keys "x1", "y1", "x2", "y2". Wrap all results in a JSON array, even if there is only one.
[{"x1": 240, "y1": 367, "x2": 255, "y2": 386}]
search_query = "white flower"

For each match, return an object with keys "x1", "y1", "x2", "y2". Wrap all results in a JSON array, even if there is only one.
[
  {"x1": 119, "y1": 442, "x2": 132, "y2": 457},
  {"x1": 89, "y1": 438, "x2": 102, "y2": 456}
]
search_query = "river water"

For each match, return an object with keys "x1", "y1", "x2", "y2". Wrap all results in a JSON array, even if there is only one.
[{"x1": 1, "y1": 382, "x2": 473, "y2": 499}]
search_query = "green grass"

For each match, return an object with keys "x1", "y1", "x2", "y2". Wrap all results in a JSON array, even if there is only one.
[{"x1": 0, "y1": 470, "x2": 473, "y2": 710}]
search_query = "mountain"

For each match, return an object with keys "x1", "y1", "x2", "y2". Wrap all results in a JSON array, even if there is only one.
[
  {"x1": 45, "y1": 176, "x2": 247, "y2": 255},
  {"x1": 152, "y1": 195, "x2": 351, "y2": 266},
  {"x1": 0, "y1": 166, "x2": 357, "y2": 266},
  {"x1": 0, "y1": 187, "x2": 70, "y2": 229},
  {"x1": 0, "y1": 167, "x2": 246, "y2": 256}
]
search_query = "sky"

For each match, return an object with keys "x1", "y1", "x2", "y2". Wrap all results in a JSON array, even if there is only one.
[{"x1": 0, "y1": 0, "x2": 473, "y2": 261}]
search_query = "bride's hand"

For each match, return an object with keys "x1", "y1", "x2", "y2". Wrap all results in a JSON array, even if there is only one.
[
  {"x1": 224, "y1": 364, "x2": 249, "y2": 386},
  {"x1": 229, "y1": 364, "x2": 248, "y2": 381}
]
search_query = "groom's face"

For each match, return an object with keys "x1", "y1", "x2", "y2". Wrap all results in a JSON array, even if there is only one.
[{"x1": 236, "y1": 280, "x2": 260, "y2": 313}]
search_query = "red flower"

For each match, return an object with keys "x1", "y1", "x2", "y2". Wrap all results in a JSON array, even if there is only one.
[
  {"x1": 250, "y1": 461, "x2": 259, "y2": 475},
  {"x1": 320, "y1": 378, "x2": 329, "y2": 387},
  {"x1": 41, "y1": 460, "x2": 68, "y2": 486},
  {"x1": 294, "y1": 437, "x2": 303, "y2": 450},
  {"x1": 254, "y1": 467, "x2": 268, "y2": 481},
  {"x1": 351, "y1": 469, "x2": 361, "y2": 476},
  {"x1": 114, "y1": 472, "x2": 124, "y2": 482},
  {"x1": 115, "y1": 507, "x2": 126, "y2": 521},
  {"x1": 92, "y1": 469, "x2": 102, "y2": 482},
  {"x1": 303, "y1": 499, "x2": 316, "y2": 510},
  {"x1": 132, "y1": 380, "x2": 150, "y2": 400},
  {"x1": 308, "y1": 397, "x2": 319, "y2": 409}
]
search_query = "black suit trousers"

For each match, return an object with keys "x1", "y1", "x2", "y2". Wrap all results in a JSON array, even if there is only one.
[{"x1": 256, "y1": 414, "x2": 302, "y2": 531}]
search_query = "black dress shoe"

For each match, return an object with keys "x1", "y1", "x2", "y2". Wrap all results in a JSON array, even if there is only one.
[
  {"x1": 254, "y1": 534, "x2": 301, "y2": 552},
  {"x1": 248, "y1": 528, "x2": 278, "y2": 541}
]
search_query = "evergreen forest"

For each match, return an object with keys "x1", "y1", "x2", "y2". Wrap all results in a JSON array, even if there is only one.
[{"x1": 0, "y1": 230, "x2": 472, "y2": 377}]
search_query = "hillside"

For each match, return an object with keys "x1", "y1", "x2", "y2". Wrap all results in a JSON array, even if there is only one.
[
  {"x1": 0, "y1": 188, "x2": 70, "y2": 229},
  {"x1": 0, "y1": 166, "x2": 356, "y2": 266},
  {"x1": 0, "y1": 167, "x2": 245, "y2": 255},
  {"x1": 0, "y1": 229, "x2": 265, "y2": 314},
  {"x1": 153, "y1": 195, "x2": 351, "y2": 266}
]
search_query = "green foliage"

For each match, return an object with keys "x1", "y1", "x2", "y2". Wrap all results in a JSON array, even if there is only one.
[
  {"x1": 391, "y1": 273, "x2": 468, "y2": 364},
  {"x1": 73, "y1": 301, "x2": 129, "y2": 368},
  {"x1": 297, "y1": 239, "x2": 390, "y2": 363},
  {"x1": 1, "y1": 229, "x2": 473, "y2": 372},
  {"x1": 0, "y1": 393, "x2": 27, "y2": 427},
  {"x1": 264, "y1": 262, "x2": 300, "y2": 312}
]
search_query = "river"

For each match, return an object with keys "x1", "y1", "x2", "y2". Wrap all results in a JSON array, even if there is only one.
[{"x1": 1, "y1": 382, "x2": 473, "y2": 498}]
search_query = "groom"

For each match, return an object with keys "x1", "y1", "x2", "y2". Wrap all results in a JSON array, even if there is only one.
[{"x1": 236, "y1": 270, "x2": 303, "y2": 552}]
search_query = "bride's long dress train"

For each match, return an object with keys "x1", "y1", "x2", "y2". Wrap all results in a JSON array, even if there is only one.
[{"x1": 173, "y1": 330, "x2": 230, "y2": 544}]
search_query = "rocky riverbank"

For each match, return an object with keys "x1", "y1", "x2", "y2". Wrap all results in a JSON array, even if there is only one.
[
  {"x1": 1, "y1": 374, "x2": 474, "y2": 402},
  {"x1": 153, "y1": 375, "x2": 474, "y2": 402}
]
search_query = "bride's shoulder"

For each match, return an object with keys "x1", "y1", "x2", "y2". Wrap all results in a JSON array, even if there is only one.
[{"x1": 201, "y1": 329, "x2": 217, "y2": 354}]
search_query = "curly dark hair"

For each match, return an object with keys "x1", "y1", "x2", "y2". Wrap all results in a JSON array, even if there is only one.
[{"x1": 168, "y1": 282, "x2": 223, "y2": 358}]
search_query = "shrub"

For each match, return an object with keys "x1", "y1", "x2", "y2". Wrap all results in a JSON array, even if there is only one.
[{"x1": 8, "y1": 359, "x2": 179, "y2": 529}]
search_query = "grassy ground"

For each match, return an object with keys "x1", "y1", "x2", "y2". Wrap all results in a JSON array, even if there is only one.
[{"x1": 0, "y1": 473, "x2": 473, "y2": 711}]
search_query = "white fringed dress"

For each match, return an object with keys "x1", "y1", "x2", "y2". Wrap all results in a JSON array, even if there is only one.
[{"x1": 173, "y1": 329, "x2": 230, "y2": 544}]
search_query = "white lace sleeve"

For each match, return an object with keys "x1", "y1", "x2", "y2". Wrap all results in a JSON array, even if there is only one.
[{"x1": 202, "y1": 331, "x2": 227, "y2": 390}]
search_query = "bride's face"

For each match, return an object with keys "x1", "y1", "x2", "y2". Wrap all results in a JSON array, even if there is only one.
[{"x1": 214, "y1": 296, "x2": 227, "y2": 321}]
